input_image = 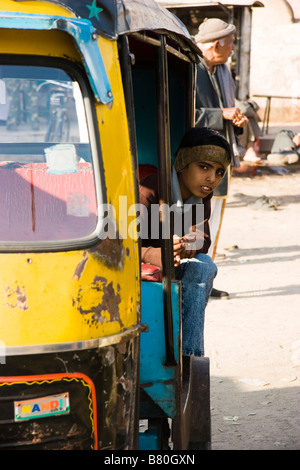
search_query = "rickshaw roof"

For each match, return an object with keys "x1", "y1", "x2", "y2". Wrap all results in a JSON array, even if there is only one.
[
  {"x1": 13, "y1": 0, "x2": 197, "y2": 42},
  {"x1": 7, "y1": 0, "x2": 200, "y2": 103},
  {"x1": 157, "y1": 1, "x2": 264, "y2": 7}
]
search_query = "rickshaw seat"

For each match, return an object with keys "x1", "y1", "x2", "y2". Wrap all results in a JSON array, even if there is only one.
[
  {"x1": 139, "y1": 165, "x2": 182, "y2": 418},
  {"x1": 139, "y1": 164, "x2": 162, "y2": 281},
  {"x1": 138, "y1": 163, "x2": 157, "y2": 181},
  {"x1": 0, "y1": 162, "x2": 97, "y2": 241}
]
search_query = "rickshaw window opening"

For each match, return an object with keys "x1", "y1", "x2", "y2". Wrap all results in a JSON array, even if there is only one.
[
  {"x1": 0, "y1": 56, "x2": 105, "y2": 249},
  {"x1": 129, "y1": 32, "x2": 195, "y2": 63}
]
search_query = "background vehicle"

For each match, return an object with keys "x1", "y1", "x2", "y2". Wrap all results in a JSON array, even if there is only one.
[{"x1": 0, "y1": 0, "x2": 210, "y2": 449}]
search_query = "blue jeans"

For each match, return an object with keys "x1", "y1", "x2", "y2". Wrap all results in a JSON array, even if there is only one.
[{"x1": 175, "y1": 253, "x2": 217, "y2": 357}]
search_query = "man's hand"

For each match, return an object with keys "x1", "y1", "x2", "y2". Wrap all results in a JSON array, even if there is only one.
[{"x1": 222, "y1": 106, "x2": 248, "y2": 128}]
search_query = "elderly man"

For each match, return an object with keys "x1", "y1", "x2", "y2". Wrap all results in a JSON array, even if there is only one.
[{"x1": 194, "y1": 18, "x2": 248, "y2": 298}]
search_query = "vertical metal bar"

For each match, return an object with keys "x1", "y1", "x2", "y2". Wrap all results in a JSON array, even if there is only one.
[
  {"x1": 186, "y1": 62, "x2": 196, "y2": 129},
  {"x1": 156, "y1": 35, "x2": 176, "y2": 366},
  {"x1": 118, "y1": 35, "x2": 141, "y2": 450},
  {"x1": 118, "y1": 36, "x2": 138, "y2": 170}
]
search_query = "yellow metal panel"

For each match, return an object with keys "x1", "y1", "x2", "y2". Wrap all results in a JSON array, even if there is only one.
[
  {"x1": 0, "y1": 250, "x2": 138, "y2": 347},
  {"x1": 0, "y1": 28, "x2": 81, "y2": 60},
  {"x1": 0, "y1": 1, "x2": 141, "y2": 349},
  {"x1": 96, "y1": 38, "x2": 139, "y2": 239},
  {"x1": 1, "y1": 0, "x2": 74, "y2": 16}
]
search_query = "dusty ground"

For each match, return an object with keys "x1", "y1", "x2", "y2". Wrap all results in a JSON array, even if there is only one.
[{"x1": 205, "y1": 163, "x2": 300, "y2": 450}]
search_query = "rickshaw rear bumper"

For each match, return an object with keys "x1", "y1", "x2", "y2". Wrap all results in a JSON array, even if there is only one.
[{"x1": 0, "y1": 329, "x2": 141, "y2": 450}]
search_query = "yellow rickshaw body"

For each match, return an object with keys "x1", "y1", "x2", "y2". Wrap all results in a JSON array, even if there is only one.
[
  {"x1": 0, "y1": 0, "x2": 207, "y2": 451},
  {"x1": 0, "y1": 0, "x2": 141, "y2": 450},
  {"x1": 0, "y1": 249, "x2": 138, "y2": 347},
  {"x1": 0, "y1": 1, "x2": 140, "y2": 350}
]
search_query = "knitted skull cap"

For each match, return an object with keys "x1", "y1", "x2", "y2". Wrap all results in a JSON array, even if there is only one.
[
  {"x1": 174, "y1": 127, "x2": 231, "y2": 172},
  {"x1": 195, "y1": 18, "x2": 236, "y2": 44}
]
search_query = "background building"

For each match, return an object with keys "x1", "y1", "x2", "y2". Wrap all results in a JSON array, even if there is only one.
[
  {"x1": 159, "y1": 0, "x2": 300, "y2": 130},
  {"x1": 251, "y1": 0, "x2": 300, "y2": 126}
]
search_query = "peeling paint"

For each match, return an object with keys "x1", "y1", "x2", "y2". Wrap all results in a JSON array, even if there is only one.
[
  {"x1": 118, "y1": 374, "x2": 131, "y2": 392},
  {"x1": 72, "y1": 252, "x2": 88, "y2": 280},
  {"x1": 105, "y1": 346, "x2": 115, "y2": 366},
  {"x1": 73, "y1": 276, "x2": 122, "y2": 327},
  {"x1": 89, "y1": 236, "x2": 125, "y2": 270},
  {"x1": 5, "y1": 283, "x2": 29, "y2": 311}
]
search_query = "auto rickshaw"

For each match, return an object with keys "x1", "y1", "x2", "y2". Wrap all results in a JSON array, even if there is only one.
[{"x1": 0, "y1": 0, "x2": 210, "y2": 450}]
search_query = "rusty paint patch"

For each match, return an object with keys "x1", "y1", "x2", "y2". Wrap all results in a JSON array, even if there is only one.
[
  {"x1": 5, "y1": 283, "x2": 29, "y2": 310},
  {"x1": 88, "y1": 236, "x2": 124, "y2": 270},
  {"x1": 73, "y1": 276, "x2": 122, "y2": 327},
  {"x1": 73, "y1": 252, "x2": 88, "y2": 280}
]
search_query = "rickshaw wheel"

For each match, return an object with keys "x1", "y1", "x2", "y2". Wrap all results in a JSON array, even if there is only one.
[
  {"x1": 171, "y1": 356, "x2": 211, "y2": 450},
  {"x1": 187, "y1": 356, "x2": 211, "y2": 450}
]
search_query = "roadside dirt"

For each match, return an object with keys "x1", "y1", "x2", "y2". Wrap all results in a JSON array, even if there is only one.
[{"x1": 204, "y1": 163, "x2": 300, "y2": 450}]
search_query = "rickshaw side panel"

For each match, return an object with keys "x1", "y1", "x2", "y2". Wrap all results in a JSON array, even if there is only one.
[
  {"x1": 0, "y1": 18, "x2": 139, "y2": 346},
  {"x1": 140, "y1": 280, "x2": 181, "y2": 418},
  {"x1": 0, "y1": 1, "x2": 141, "y2": 450}
]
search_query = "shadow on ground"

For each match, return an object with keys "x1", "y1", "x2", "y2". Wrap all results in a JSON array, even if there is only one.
[{"x1": 209, "y1": 375, "x2": 300, "y2": 450}]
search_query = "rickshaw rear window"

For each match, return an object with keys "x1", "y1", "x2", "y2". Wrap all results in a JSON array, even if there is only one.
[{"x1": 0, "y1": 64, "x2": 98, "y2": 244}]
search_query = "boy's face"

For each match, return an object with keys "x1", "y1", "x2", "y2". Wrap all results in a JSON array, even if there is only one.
[{"x1": 178, "y1": 160, "x2": 226, "y2": 201}]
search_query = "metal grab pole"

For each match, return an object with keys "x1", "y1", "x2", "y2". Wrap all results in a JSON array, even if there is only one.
[{"x1": 156, "y1": 35, "x2": 176, "y2": 366}]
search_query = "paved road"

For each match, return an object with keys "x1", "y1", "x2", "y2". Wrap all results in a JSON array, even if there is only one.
[{"x1": 205, "y1": 165, "x2": 300, "y2": 450}]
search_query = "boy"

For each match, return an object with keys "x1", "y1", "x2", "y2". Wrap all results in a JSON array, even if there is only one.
[{"x1": 139, "y1": 127, "x2": 231, "y2": 357}]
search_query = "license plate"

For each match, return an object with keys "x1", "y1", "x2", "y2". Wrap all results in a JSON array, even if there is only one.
[{"x1": 14, "y1": 392, "x2": 70, "y2": 421}]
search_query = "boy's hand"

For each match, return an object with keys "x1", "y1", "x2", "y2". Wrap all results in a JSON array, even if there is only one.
[
  {"x1": 173, "y1": 234, "x2": 197, "y2": 265},
  {"x1": 173, "y1": 220, "x2": 209, "y2": 265},
  {"x1": 173, "y1": 235, "x2": 185, "y2": 266}
]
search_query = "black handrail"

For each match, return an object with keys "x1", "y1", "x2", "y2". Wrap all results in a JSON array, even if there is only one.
[{"x1": 156, "y1": 35, "x2": 176, "y2": 366}]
